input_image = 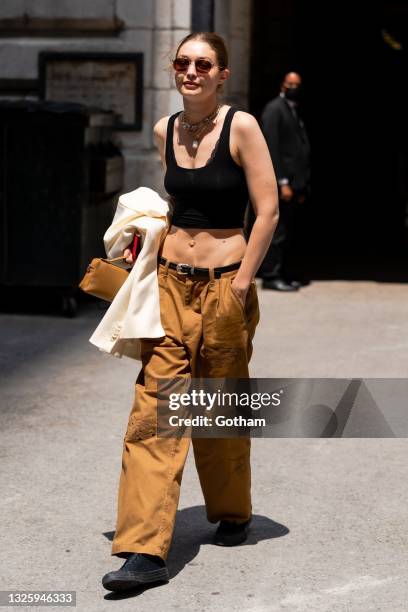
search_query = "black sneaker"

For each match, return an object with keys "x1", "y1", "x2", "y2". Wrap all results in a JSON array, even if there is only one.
[
  {"x1": 102, "y1": 553, "x2": 169, "y2": 592},
  {"x1": 288, "y1": 279, "x2": 302, "y2": 289},
  {"x1": 213, "y1": 517, "x2": 252, "y2": 546},
  {"x1": 262, "y1": 278, "x2": 298, "y2": 292}
]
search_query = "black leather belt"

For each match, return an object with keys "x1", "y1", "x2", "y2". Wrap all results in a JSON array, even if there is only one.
[{"x1": 158, "y1": 256, "x2": 241, "y2": 278}]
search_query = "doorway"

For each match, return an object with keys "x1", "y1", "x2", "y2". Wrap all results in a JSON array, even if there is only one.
[{"x1": 249, "y1": 1, "x2": 408, "y2": 281}]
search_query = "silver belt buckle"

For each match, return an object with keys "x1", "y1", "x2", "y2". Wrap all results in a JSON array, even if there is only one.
[{"x1": 176, "y1": 262, "x2": 193, "y2": 275}]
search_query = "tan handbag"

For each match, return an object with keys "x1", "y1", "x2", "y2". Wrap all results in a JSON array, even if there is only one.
[{"x1": 78, "y1": 255, "x2": 130, "y2": 302}]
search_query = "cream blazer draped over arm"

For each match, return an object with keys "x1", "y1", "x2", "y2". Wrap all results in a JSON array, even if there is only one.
[{"x1": 89, "y1": 186, "x2": 171, "y2": 361}]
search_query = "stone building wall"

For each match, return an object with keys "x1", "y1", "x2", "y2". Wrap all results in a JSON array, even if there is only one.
[{"x1": 0, "y1": 0, "x2": 252, "y2": 193}]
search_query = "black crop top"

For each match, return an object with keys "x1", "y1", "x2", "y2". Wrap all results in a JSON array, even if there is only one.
[{"x1": 164, "y1": 106, "x2": 249, "y2": 229}]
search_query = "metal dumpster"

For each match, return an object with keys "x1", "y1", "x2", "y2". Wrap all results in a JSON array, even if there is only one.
[{"x1": 0, "y1": 100, "x2": 124, "y2": 316}]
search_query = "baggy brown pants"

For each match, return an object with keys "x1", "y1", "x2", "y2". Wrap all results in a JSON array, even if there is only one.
[{"x1": 111, "y1": 258, "x2": 260, "y2": 560}]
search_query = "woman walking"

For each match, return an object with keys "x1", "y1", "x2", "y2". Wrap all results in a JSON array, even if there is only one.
[{"x1": 102, "y1": 31, "x2": 279, "y2": 592}]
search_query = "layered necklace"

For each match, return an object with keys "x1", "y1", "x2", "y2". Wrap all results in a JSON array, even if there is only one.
[{"x1": 179, "y1": 103, "x2": 222, "y2": 149}]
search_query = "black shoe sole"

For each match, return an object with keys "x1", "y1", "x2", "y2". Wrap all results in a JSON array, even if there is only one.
[
  {"x1": 213, "y1": 521, "x2": 251, "y2": 547},
  {"x1": 262, "y1": 283, "x2": 298, "y2": 291},
  {"x1": 213, "y1": 531, "x2": 249, "y2": 546},
  {"x1": 102, "y1": 567, "x2": 169, "y2": 592}
]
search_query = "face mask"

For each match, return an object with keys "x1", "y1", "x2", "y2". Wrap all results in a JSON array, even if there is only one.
[{"x1": 285, "y1": 87, "x2": 301, "y2": 102}]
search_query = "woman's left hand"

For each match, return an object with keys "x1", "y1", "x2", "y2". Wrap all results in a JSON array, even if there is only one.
[{"x1": 230, "y1": 280, "x2": 250, "y2": 308}]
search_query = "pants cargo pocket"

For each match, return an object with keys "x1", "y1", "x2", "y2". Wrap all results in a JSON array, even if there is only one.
[{"x1": 125, "y1": 414, "x2": 156, "y2": 442}]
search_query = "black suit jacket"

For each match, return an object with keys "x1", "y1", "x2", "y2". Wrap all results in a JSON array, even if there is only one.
[{"x1": 260, "y1": 95, "x2": 311, "y2": 191}]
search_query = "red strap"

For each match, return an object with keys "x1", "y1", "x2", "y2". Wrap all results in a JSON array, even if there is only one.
[{"x1": 131, "y1": 234, "x2": 139, "y2": 259}]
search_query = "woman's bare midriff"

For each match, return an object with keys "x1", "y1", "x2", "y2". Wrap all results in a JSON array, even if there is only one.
[{"x1": 158, "y1": 225, "x2": 247, "y2": 268}]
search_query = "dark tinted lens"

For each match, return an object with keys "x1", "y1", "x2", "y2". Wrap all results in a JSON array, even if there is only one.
[
  {"x1": 195, "y1": 59, "x2": 212, "y2": 73},
  {"x1": 173, "y1": 58, "x2": 190, "y2": 71}
]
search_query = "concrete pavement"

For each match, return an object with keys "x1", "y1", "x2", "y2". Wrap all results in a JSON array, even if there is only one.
[{"x1": 1, "y1": 279, "x2": 408, "y2": 611}]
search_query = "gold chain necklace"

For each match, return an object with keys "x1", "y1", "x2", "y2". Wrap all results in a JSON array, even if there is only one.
[{"x1": 180, "y1": 104, "x2": 222, "y2": 149}]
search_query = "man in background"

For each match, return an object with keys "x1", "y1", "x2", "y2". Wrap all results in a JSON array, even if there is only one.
[{"x1": 259, "y1": 71, "x2": 311, "y2": 291}]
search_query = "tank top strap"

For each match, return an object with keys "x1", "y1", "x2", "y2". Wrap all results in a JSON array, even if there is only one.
[
  {"x1": 217, "y1": 105, "x2": 237, "y2": 158},
  {"x1": 165, "y1": 110, "x2": 182, "y2": 166}
]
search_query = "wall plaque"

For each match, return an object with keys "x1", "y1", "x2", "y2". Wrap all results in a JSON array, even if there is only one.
[{"x1": 39, "y1": 52, "x2": 143, "y2": 130}]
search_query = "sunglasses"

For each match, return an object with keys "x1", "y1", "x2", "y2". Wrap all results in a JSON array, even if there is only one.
[{"x1": 172, "y1": 57, "x2": 216, "y2": 74}]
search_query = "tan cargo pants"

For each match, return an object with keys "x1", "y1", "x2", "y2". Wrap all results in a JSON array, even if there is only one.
[{"x1": 111, "y1": 257, "x2": 260, "y2": 560}]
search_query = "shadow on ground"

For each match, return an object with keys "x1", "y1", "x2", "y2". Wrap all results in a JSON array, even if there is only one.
[{"x1": 102, "y1": 505, "x2": 289, "y2": 600}]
